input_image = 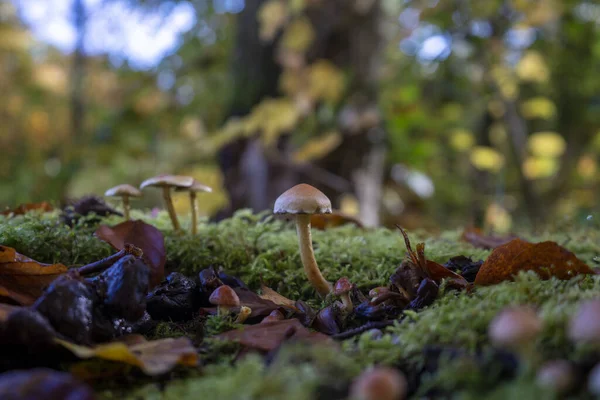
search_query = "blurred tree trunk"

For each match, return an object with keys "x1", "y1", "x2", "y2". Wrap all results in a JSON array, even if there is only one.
[{"x1": 216, "y1": 0, "x2": 385, "y2": 225}]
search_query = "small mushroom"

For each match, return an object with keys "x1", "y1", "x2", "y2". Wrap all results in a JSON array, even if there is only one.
[
  {"x1": 334, "y1": 277, "x2": 354, "y2": 313},
  {"x1": 139, "y1": 174, "x2": 193, "y2": 232},
  {"x1": 568, "y1": 299, "x2": 600, "y2": 345},
  {"x1": 488, "y1": 306, "x2": 542, "y2": 350},
  {"x1": 349, "y1": 367, "x2": 408, "y2": 400},
  {"x1": 104, "y1": 184, "x2": 142, "y2": 220},
  {"x1": 175, "y1": 179, "x2": 212, "y2": 235},
  {"x1": 536, "y1": 360, "x2": 575, "y2": 394},
  {"x1": 274, "y1": 183, "x2": 332, "y2": 297},
  {"x1": 234, "y1": 306, "x2": 252, "y2": 324},
  {"x1": 368, "y1": 286, "x2": 390, "y2": 301},
  {"x1": 208, "y1": 285, "x2": 240, "y2": 316}
]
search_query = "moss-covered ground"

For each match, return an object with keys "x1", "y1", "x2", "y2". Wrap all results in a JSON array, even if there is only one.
[{"x1": 1, "y1": 209, "x2": 600, "y2": 399}]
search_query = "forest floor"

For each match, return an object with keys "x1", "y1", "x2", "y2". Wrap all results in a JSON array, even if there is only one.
[{"x1": 1, "y1": 209, "x2": 600, "y2": 399}]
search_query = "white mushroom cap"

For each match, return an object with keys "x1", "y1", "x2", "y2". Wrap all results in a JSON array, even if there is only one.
[
  {"x1": 105, "y1": 184, "x2": 142, "y2": 198},
  {"x1": 273, "y1": 184, "x2": 332, "y2": 214},
  {"x1": 140, "y1": 174, "x2": 194, "y2": 190},
  {"x1": 488, "y1": 306, "x2": 542, "y2": 349},
  {"x1": 175, "y1": 179, "x2": 213, "y2": 193},
  {"x1": 568, "y1": 300, "x2": 600, "y2": 345}
]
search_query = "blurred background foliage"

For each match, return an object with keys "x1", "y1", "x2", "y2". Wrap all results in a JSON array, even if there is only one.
[{"x1": 0, "y1": 0, "x2": 599, "y2": 231}]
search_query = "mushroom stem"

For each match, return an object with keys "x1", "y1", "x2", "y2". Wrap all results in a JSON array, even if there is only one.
[
  {"x1": 295, "y1": 214, "x2": 331, "y2": 297},
  {"x1": 190, "y1": 191, "x2": 197, "y2": 235},
  {"x1": 340, "y1": 294, "x2": 353, "y2": 313},
  {"x1": 217, "y1": 305, "x2": 230, "y2": 316},
  {"x1": 162, "y1": 186, "x2": 181, "y2": 232},
  {"x1": 122, "y1": 196, "x2": 130, "y2": 220}
]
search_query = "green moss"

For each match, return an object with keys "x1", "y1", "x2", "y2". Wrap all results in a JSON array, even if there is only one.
[{"x1": 3, "y1": 209, "x2": 600, "y2": 398}]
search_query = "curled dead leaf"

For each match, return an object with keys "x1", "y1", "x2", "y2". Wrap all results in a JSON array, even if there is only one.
[
  {"x1": 95, "y1": 220, "x2": 165, "y2": 288},
  {"x1": 0, "y1": 246, "x2": 68, "y2": 305},
  {"x1": 461, "y1": 227, "x2": 519, "y2": 249},
  {"x1": 474, "y1": 239, "x2": 595, "y2": 286},
  {"x1": 55, "y1": 334, "x2": 198, "y2": 376},
  {"x1": 259, "y1": 285, "x2": 300, "y2": 312}
]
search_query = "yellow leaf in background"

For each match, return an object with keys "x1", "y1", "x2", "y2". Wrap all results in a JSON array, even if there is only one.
[
  {"x1": 489, "y1": 123, "x2": 508, "y2": 147},
  {"x1": 0, "y1": 26, "x2": 31, "y2": 50},
  {"x1": 441, "y1": 103, "x2": 463, "y2": 122},
  {"x1": 449, "y1": 128, "x2": 474, "y2": 152},
  {"x1": 258, "y1": 0, "x2": 288, "y2": 42},
  {"x1": 485, "y1": 203, "x2": 512, "y2": 234},
  {"x1": 487, "y1": 99, "x2": 505, "y2": 119},
  {"x1": 528, "y1": 131, "x2": 566, "y2": 157},
  {"x1": 55, "y1": 336, "x2": 198, "y2": 376},
  {"x1": 521, "y1": 97, "x2": 556, "y2": 119},
  {"x1": 180, "y1": 116, "x2": 205, "y2": 140},
  {"x1": 290, "y1": 0, "x2": 306, "y2": 13},
  {"x1": 279, "y1": 69, "x2": 304, "y2": 96},
  {"x1": 340, "y1": 193, "x2": 360, "y2": 216},
  {"x1": 577, "y1": 155, "x2": 597, "y2": 180},
  {"x1": 516, "y1": 51, "x2": 549, "y2": 83},
  {"x1": 7, "y1": 95, "x2": 23, "y2": 116},
  {"x1": 34, "y1": 64, "x2": 67, "y2": 95},
  {"x1": 307, "y1": 60, "x2": 345, "y2": 103},
  {"x1": 491, "y1": 66, "x2": 518, "y2": 100},
  {"x1": 292, "y1": 131, "x2": 342, "y2": 162},
  {"x1": 281, "y1": 17, "x2": 315, "y2": 52},
  {"x1": 134, "y1": 91, "x2": 166, "y2": 115},
  {"x1": 523, "y1": 156, "x2": 558, "y2": 179},
  {"x1": 470, "y1": 146, "x2": 505, "y2": 172},
  {"x1": 205, "y1": 118, "x2": 246, "y2": 154},
  {"x1": 244, "y1": 99, "x2": 299, "y2": 147}
]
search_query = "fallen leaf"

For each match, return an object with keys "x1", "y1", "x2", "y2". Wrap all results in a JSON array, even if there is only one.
[
  {"x1": 215, "y1": 318, "x2": 332, "y2": 352},
  {"x1": 259, "y1": 285, "x2": 300, "y2": 312},
  {"x1": 310, "y1": 211, "x2": 363, "y2": 230},
  {"x1": 0, "y1": 246, "x2": 68, "y2": 305},
  {"x1": 1, "y1": 201, "x2": 53, "y2": 216},
  {"x1": 95, "y1": 220, "x2": 165, "y2": 288},
  {"x1": 426, "y1": 259, "x2": 469, "y2": 290},
  {"x1": 475, "y1": 239, "x2": 595, "y2": 286},
  {"x1": 0, "y1": 368, "x2": 95, "y2": 400},
  {"x1": 461, "y1": 227, "x2": 519, "y2": 249},
  {"x1": 55, "y1": 334, "x2": 198, "y2": 376},
  {"x1": 200, "y1": 288, "x2": 280, "y2": 318}
]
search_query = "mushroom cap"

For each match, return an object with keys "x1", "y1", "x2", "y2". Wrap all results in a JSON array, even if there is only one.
[
  {"x1": 334, "y1": 277, "x2": 353, "y2": 296},
  {"x1": 568, "y1": 300, "x2": 600, "y2": 344},
  {"x1": 536, "y1": 360, "x2": 575, "y2": 394},
  {"x1": 488, "y1": 306, "x2": 542, "y2": 348},
  {"x1": 209, "y1": 285, "x2": 240, "y2": 307},
  {"x1": 175, "y1": 179, "x2": 213, "y2": 193},
  {"x1": 273, "y1": 183, "x2": 332, "y2": 215},
  {"x1": 140, "y1": 174, "x2": 194, "y2": 190},
  {"x1": 104, "y1": 184, "x2": 142, "y2": 198},
  {"x1": 350, "y1": 367, "x2": 407, "y2": 400}
]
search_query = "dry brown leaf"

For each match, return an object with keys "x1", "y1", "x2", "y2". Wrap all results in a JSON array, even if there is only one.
[
  {"x1": 475, "y1": 238, "x2": 595, "y2": 286},
  {"x1": 55, "y1": 334, "x2": 198, "y2": 376},
  {"x1": 95, "y1": 220, "x2": 165, "y2": 288},
  {"x1": 259, "y1": 285, "x2": 300, "y2": 312},
  {"x1": 0, "y1": 246, "x2": 68, "y2": 305},
  {"x1": 310, "y1": 211, "x2": 363, "y2": 231},
  {"x1": 215, "y1": 318, "x2": 332, "y2": 352},
  {"x1": 1, "y1": 201, "x2": 53, "y2": 216}
]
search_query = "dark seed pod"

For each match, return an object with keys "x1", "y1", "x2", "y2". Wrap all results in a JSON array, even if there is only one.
[
  {"x1": 408, "y1": 278, "x2": 438, "y2": 310},
  {"x1": 312, "y1": 305, "x2": 341, "y2": 335},
  {"x1": 147, "y1": 272, "x2": 200, "y2": 321}
]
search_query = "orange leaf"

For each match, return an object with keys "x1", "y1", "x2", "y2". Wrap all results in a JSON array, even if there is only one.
[
  {"x1": 259, "y1": 285, "x2": 300, "y2": 312},
  {"x1": 1, "y1": 202, "x2": 53, "y2": 216},
  {"x1": 474, "y1": 239, "x2": 595, "y2": 286},
  {"x1": 310, "y1": 211, "x2": 363, "y2": 230},
  {"x1": 95, "y1": 220, "x2": 165, "y2": 288},
  {"x1": 426, "y1": 260, "x2": 469, "y2": 289},
  {"x1": 0, "y1": 246, "x2": 68, "y2": 305}
]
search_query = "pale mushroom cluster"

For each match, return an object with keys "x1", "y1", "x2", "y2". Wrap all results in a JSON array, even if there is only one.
[{"x1": 104, "y1": 174, "x2": 212, "y2": 234}]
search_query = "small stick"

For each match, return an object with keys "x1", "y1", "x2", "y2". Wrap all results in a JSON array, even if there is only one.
[
  {"x1": 332, "y1": 320, "x2": 397, "y2": 341},
  {"x1": 76, "y1": 244, "x2": 143, "y2": 276}
]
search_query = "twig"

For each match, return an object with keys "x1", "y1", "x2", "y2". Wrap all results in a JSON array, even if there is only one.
[
  {"x1": 76, "y1": 244, "x2": 143, "y2": 276},
  {"x1": 332, "y1": 320, "x2": 396, "y2": 340}
]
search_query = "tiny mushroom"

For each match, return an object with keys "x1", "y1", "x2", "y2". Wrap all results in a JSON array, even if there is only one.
[
  {"x1": 568, "y1": 299, "x2": 600, "y2": 345},
  {"x1": 209, "y1": 285, "x2": 240, "y2": 316},
  {"x1": 334, "y1": 277, "x2": 354, "y2": 313},
  {"x1": 175, "y1": 179, "x2": 212, "y2": 235},
  {"x1": 536, "y1": 360, "x2": 575, "y2": 394},
  {"x1": 488, "y1": 306, "x2": 542, "y2": 350},
  {"x1": 139, "y1": 174, "x2": 194, "y2": 232},
  {"x1": 274, "y1": 183, "x2": 332, "y2": 297},
  {"x1": 349, "y1": 367, "x2": 408, "y2": 400},
  {"x1": 234, "y1": 306, "x2": 252, "y2": 324},
  {"x1": 104, "y1": 184, "x2": 142, "y2": 220}
]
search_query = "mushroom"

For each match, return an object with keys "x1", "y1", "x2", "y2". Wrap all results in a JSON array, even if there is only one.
[
  {"x1": 234, "y1": 306, "x2": 252, "y2": 324},
  {"x1": 488, "y1": 306, "x2": 542, "y2": 350},
  {"x1": 175, "y1": 179, "x2": 212, "y2": 235},
  {"x1": 139, "y1": 174, "x2": 193, "y2": 232},
  {"x1": 104, "y1": 184, "x2": 142, "y2": 220},
  {"x1": 349, "y1": 367, "x2": 408, "y2": 400},
  {"x1": 568, "y1": 299, "x2": 600, "y2": 345},
  {"x1": 334, "y1": 277, "x2": 354, "y2": 312},
  {"x1": 536, "y1": 360, "x2": 575, "y2": 394},
  {"x1": 274, "y1": 183, "x2": 332, "y2": 297},
  {"x1": 208, "y1": 285, "x2": 240, "y2": 316}
]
